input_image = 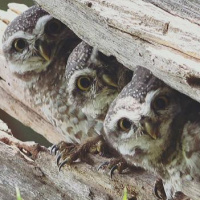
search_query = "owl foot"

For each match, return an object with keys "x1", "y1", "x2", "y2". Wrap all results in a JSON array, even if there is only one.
[
  {"x1": 50, "y1": 135, "x2": 107, "y2": 170},
  {"x1": 98, "y1": 157, "x2": 128, "y2": 178},
  {"x1": 154, "y1": 179, "x2": 166, "y2": 200},
  {"x1": 154, "y1": 179, "x2": 190, "y2": 200}
]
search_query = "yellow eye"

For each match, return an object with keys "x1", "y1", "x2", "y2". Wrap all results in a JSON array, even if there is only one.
[
  {"x1": 13, "y1": 39, "x2": 27, "y2": 52},
  {"x1": 45, "y1": 19, "x2": 64, "y2": 36},
  {"x1": 118, "y1": 118, "x2": 132, "y2": 132},
  {"x1": 153, "y1": 96, "x2": 169, "y2": 110},
  {"x1": 77, "y1": 76, "x2": 92, "y2": 91}
]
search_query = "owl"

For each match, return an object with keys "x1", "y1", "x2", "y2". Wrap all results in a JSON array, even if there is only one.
[
  {"x1": 3, "y1": 5, "x2": 130, "y2": 169},
  {"x1": 2, "y1": 5, "x2": 80, "y2": 75},
  {"x1": 2, "y1": 5, "x2": 104, "y2": 167},
  {"x1": 104, "y1": 66, "x2": 200, "y2": 199},
  {"x1": 60, "y1": 41, "x2": 133, "y2": 168},
  {"x1": 66, "y1": 41, "x2": 133, "y2": 122}
]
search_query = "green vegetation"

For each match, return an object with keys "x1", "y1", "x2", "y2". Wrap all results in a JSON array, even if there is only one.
[
  {"x1": 123, "y1": 187, "x2": 128, "y2": 200},
  {"x1": 16, "y1": 187, "x2": 22, "y2": 200}
]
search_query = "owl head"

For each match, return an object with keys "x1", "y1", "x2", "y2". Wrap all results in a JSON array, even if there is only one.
[
  {"x1": 104, "y1": 66, "x2": 195, "y2": 172},
  {"x1": 66, "y1": 42, "x2": 133, "y2": 120},
  {"x1": 2, "y1": 5, "x2": 77, "y2": 74}
]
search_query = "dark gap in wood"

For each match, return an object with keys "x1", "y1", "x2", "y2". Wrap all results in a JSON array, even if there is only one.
[{"x1": 186, "y1": 76, "x2": 200, "y2": 88}]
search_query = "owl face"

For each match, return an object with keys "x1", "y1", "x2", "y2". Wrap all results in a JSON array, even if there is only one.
[
  {"x1": 2, "y1": 5, "x2": 73, "y2": 74},
  {"x1": 67, "y1": 66, "x2": 121, "y2": 120},
  {"x1": 104, "y1": 67, "x2": 188, "y2": 171},
  {"x1": 66, "y1": 42, "x2": 133, "y2": 120}
]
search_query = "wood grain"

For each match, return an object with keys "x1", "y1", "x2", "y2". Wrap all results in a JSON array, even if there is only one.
[
  {"x1": 34, "y1": 0, "x2": 200, "y2": 103},
  {"x1": 0, "y1": 122, "x2": 157, "y2": 200}
]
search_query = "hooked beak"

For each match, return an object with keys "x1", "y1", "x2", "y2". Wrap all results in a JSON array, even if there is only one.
[
  {"x1": 144, "y1": 121, "x2": 158, "y2": 140},
  {"x1": 140, "y1": 117, "x2": 159, "y2": 140},
  {"x1": 102, "y1": 74, "x2": 118, "y2": 88},
  {"x1": 37, "y1": 41, "x2": 51, "y2": 61}
]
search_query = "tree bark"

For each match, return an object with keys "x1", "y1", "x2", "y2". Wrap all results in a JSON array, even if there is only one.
[
  {"x1": 0, "y1": 119, "x2": 157, "y2": 200},
  {"x1": 1, "y1": 2, "x2": 200, "y2": 199},
  {"x1": 34, "y1": 0, "x2": 200, "y2": 103},
  {"x1": 0, "y1": 3, "x2": 65, "y2": 144}
]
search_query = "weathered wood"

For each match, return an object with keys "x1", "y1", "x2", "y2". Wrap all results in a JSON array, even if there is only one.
[
  {"x1": 0, "y1": 7, "x2": 158, "y2": 199},
  {"x1": 0, "y1": 2, "x2": 200, "y2": 199},
  {"x1": 143, "y1": 0, "x2": 200, "y2": 25},
  {"x1": 0, "y1": 3, "x2": 28, "y2": 25},
  {"x1": 0, "y1": 50, "x2": 65, "y2": 143},
  {"x1": 0, "y1": 5, "x2": 65, "y2": 144},
  {"x1": 0, "y1": 121, "x2": 157, "y2": 200},
  {"x1": 34, "y1": 0, "x2": 200, "y2": 103},
  {"x1": 0, "y1": 87, "x2": 65, "y2": 143},
  {"x1": 7, "y1": 3, "x2": 29, "y2": 14}
]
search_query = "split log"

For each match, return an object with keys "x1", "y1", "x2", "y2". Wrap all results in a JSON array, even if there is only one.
[
  {"x1": 0, "y1": 4, "x2": 65, "y2": 143},
  {"x1": 34, "y1": 0, "x2": 200, "y2": 103},
  {"x1": 0, "y1": 87, "x2": 64, "y2": 143},
  {"x1": 0, "y1": 1, "x2": 200, "y2": 199},
  {"x1": 143, "y1": 0, "x2": 200, "y2": 25},
  {"x1": 0, "y1": 7, "x2": 157, "y2": 200},
  {"x1": 0, "y1": 120, "x2": 157, "y2": 200}
]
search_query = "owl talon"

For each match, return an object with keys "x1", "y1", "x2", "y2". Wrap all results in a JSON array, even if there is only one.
[
  {"x1": 51, "y1": 136, "x2": 106, "y2": 169},
  {"x1": 154, "y1": 179, "x2": 166, "y2": 200},
  {"x1": 59, "y1": 158, "x2": 69, "y2": 171},
  {"x1": 97, "y1": 161, "x2": 109, "y2": 171},
  {"x1": 50, "y1": 144, "x2": 59, "y2": 155},
  {"x1": 56, "y1": 152, "x2": 63, "y2": 166},
  {"x1": 154, "y1": 188, "x2": 163, "y2": 199},
  {"x1": 110, "y1": 165, "x2": 118, "y2": 178},
  {"x1": 98, "y1": 157, "x2": 128, "y2": 178}
]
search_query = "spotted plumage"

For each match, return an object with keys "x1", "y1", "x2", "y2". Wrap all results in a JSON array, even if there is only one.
[
  {"x1": 2, "y1": 5, "x2": 101, "y2": 147},
  {"x1": 61, "y1": 41, "x2": 133, "y2": 161},
  {"x1": 66, "y1": 41, "x2": 133, "y2": 122},
  {"x1": 104, "y1": 66, "x2": 200, "y2": 199}
]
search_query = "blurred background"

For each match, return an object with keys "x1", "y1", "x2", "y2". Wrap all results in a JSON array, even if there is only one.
[
  {"x1": 0, "y1": 0, "x2": 51, "y2": 147},
  {"x1": 0, "y1": 0, "x2": 33, "y2": 10}
]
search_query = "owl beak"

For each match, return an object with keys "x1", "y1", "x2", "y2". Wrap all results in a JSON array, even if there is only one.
[
  {"x1": 144, "y1": 121, "x2": 158, "y2": 140},
  {"x1": 140, "y1": 117, "x2": 159, "y2": 140},
  {"x1": 102, "y1": 74, "x2": 118, "y2": 88},
  {"x1": 38, "y1": 42, "x2": 51, "y2": 61}
]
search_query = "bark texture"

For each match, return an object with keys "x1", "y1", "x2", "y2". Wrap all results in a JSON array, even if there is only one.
[
  {"x1": 0, "y1": 1, "x2": 200, "y2": 199},
  {"x1": 0, "y1": 120, "x2": 157, "y2": 200},
  {"x1": 34, "y1": 0, "x2": 200, "y2": 103}
]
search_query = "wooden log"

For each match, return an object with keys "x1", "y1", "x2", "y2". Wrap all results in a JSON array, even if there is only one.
[
  {"x1": 0, "y1": 2, "x2": 200, "y2": 199},
  {"x1": 143, "y1": 0, "x2": 200, "y2": 25},
  {"x1": 0, "y1": 6, "x2": 65, "y2": 143},
  {"x1": 0, "y1": 120, "x2": 157, "y2": 200},
  {"x1": 0, "y1": 87, "x2": 65, "y2": 143},
  {"x1": 0, "y1": 5, "x2": 158, "y2": 200},
  {"x1": 34, "y1": 0, "x2": 200, "y2": 103}
]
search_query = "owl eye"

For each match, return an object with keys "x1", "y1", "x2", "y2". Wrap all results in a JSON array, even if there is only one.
[
  {"x1": 13, "y1": 38, "x2": 27, "y2": 52},
  {"x1": 77, "y1": 76, "x2": 92, "y2": 91},
  {"x1": 45, "y1": 19, "x2": 64, "y2": 36},
  {"x1": 153, "y1": 96, "x2": 169, "y2": 110},
  {"x1": 118, "y1": 118, "x2": 132, "y2": 132}
]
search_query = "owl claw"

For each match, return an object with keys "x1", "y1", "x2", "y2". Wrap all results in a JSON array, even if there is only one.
[
  {"x1": 59, "y1": 158, "x2": 69, "y2": 171},
  {"x1": 97, "y1": 161, "x2": 109, "y2": 171},
  {"x1": 51, "y1": 136, "x2": 106, "y2": 170},
  {"x1": 50, "y1": 144, "x2": 59, "y2": 155},
  {"x1": 56, "y1": 152, "x2": 63, "y2": 166},
  {"x1": 110, "y1": 165, "x2": 118, "y2": 178},
  {"x1": 154, "y1": 188, "x2": 163, "y2": 199},
  {"x1": 98, "y1": 158, "x2": 128, "y2": 178},
  {"x1": 154, "y1": 179, "x2": 166, "y2": 200}
]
